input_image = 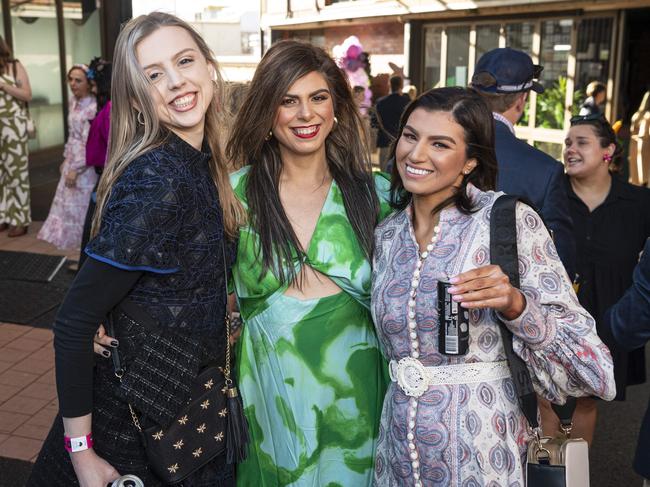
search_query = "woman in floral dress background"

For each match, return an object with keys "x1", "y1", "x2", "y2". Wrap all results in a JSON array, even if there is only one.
[{"x1": 38, "y1": 64, "x2": 96, "y2": 250}]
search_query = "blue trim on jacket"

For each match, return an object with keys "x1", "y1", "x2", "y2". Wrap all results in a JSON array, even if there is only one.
[{"x1": 85, "y1": 249, "x2": 180, "y2": 274}]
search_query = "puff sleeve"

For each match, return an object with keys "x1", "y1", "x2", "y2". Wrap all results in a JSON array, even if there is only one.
[
  {"x1": 85, "y1": 154, "x2": 184, "y2": 273},
  {"x1": 498, "y1": 202, "x2": 616, "y2": 403}
]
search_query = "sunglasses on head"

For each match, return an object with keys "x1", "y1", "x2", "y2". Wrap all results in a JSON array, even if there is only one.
[{"x1": 570, "y1": 113, "x2": 606, "y2": 125}]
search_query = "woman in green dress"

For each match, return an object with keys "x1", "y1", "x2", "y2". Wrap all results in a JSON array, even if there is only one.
[{"x1": 226, "y1": 40, "x2": 393, "y2": 486}]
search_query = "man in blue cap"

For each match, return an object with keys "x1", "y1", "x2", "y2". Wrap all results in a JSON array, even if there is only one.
[{"x1": 471, "y1": 47, "x2": 576, "y2": 280}]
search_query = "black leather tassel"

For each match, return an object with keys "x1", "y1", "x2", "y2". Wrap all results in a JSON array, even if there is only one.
[{"x1": 226, "y1": 385, "x2": 250, "y2": 464}]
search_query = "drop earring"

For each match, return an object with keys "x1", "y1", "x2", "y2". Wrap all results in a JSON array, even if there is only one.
[{"x1": 264, "y1": 130, "x2": 272, "y2": 141}]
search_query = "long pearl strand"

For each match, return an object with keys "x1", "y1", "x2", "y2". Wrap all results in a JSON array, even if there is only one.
[{"x1": 407, "y1": 221, "x2": 441, "y2": 487}]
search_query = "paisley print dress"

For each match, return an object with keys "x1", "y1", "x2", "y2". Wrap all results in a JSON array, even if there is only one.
[
  {"x1": 38, "y1": 95, "x2": 97, "y2": 249},
  {"x1": 230, "y1": 167, "x2": 392, "y2": 486},
  {"x1": 371, "y1": 184, "x2": 616, "y2": 487}
]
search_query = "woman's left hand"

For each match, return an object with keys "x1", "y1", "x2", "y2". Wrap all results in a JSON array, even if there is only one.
[
  {"x1": 448, "y1": 265, "x2": 526, "y2": 320},
  {"x1": 65, "y1": 169, "x2": 78, "y2": 187},
  {"x1": 93, "y1": 324, "x2": 118, "y2": 358}
]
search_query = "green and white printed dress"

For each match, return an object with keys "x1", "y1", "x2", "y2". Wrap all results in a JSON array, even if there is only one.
[
  {"x1": 230, "y1": 166, "x2": 392, "y2": 487},
  {"x1": 0, "y1": 69, "x2": 30, "y2": 227}
]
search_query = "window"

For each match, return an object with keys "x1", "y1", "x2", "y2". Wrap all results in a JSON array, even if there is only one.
[
  {"x1": 476, "y1": 25, "x2": 500, "y2": 61},
  {"x1": 575, "y1": 18, "x2": 613, "y2": 92},
  {"x1": 419, "y1": 15, "x2": 616, "y2": 148},
  {"x1": 13, "y1": 0, "x2": 64, "y2": 151},
  {"x1": 446, "y1": 26, "x2": 469, "y2": 86},
  {"x1": 505, "y1": 22, "x2": 534, "y2": 52},
  {"x1": 536, "y1": 19, "x2": 573, "y2": 129},
  {"x1": 423, "y1": 26, "x2": 442, "y2": 89}
]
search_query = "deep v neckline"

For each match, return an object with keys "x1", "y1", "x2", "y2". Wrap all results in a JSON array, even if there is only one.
[{"x1": 296, "y1": 178, "x2": 335, "y2": 257}]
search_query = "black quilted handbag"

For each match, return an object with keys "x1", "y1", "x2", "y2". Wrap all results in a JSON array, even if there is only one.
[
  {"x1": 131, "y1": 364, "x2": 230, "y2": 483},
  {"x1": 108, "y1": 241, "x2": 249, "y2": 485}
]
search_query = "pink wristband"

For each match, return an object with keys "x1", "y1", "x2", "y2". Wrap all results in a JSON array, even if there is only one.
[{"x1": 64, "y1": 434, "x2": 93, "y2": 453}]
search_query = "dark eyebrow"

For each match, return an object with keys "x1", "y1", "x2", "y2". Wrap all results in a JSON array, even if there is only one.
[
  {"x1": 403, "y1": 124, "x2": 457, "y2": 145},
  {"x1": 142, "y1": 48, "x2": 198, "y2": 70},
  {"x1": 283, "y1": 88, "x2": 331, "y2": 99}
]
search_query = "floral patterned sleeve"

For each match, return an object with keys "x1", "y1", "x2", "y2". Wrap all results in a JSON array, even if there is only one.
[{"x1": 497, "y1": 202, "x2": 616, "y2": 403}]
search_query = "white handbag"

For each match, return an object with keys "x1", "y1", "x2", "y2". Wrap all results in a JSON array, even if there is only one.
[{"x1": 527, "y1": 427, "x2": 590, "y2": 487}]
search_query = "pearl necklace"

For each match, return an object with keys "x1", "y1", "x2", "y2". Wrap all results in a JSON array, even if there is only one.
[{"x1": 406, "y1": 221, "x2": 441, "y2": 487}]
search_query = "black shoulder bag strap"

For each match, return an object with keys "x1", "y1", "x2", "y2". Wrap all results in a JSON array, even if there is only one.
[{"x1": 490, "y1": 194, "x2": 576, "y2": 430}]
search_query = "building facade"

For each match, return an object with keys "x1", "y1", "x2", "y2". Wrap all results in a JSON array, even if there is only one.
[
  {"x1": 262, "y1": 0, "x2": 650, "y2": 159},
  {"x1": 0, "y1": 0, "x2": 130, "y2": 158}
]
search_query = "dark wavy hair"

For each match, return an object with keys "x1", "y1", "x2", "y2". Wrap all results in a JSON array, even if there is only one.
[
  {"x1": 0, "y1": 36, "x2": 13, "y2": 76},
  {"x1": 389, "y1": 87, "x2": 498, "y2": 214},
  {"x1": 570, "y1": 115, "x2": 623, "y2": 172},
  {"x1": 88, "y1": 57, "x2": 112, "y2": 111},
  {"x1": 226, "y1": 40, "x2": 379, "y2": 285}
]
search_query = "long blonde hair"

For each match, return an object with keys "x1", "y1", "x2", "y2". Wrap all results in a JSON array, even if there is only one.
[{"x1": 92, "y1": 12, "x2": 244, "y2": 238}]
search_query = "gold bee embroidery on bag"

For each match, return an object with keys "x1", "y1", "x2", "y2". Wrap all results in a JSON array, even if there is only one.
[
  {"x1": 214, "y1": 431, "x2": 224, "y2": 442},
  {"x1": 192, "y1": 447, "x2": 203, "y2": 458},
  {"x1": 173, "y1": 439, "x2": 184, "y2": 450},
  {"x1": 218, "y1": 408, "x2": 227, "y2": 417},
  {"x1": 178, "y1": 415, "x2": 188, "y2": 425},
  {"x1": 168, "y1": 463, "x2": 179, "y2": 473},
  {"x1": 204, "y1": 379, "x2": 214, "y2": 389},
  {"x1": 196, "y1": 423, "x2": 206, "y2": 433},
  {"x1": 201, "y1": 399, "x2": 210, "y2": 410},
  {"x1": 152, "y1": 430, "x2": 164, "y2": 440}
]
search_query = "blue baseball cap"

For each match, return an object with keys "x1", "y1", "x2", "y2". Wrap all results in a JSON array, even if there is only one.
[{"x1": 471, "y1": 48, "x2": 544, "y2": 94}]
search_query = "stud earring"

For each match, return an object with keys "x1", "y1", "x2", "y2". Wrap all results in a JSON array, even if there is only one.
[
  {"x1": 333, "y1": 116, "x2": 339, "y2": 125},
  {"x1": 603, "y1": 153, "x2": 612, "y2": 163},
  {"x1": 264, "y1": 130, "x2": 272, "y2": 141}
]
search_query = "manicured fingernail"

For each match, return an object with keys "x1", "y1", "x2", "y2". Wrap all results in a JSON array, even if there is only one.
[
  {"x1": 448, "y1": 286, "x2": 458, "y2": 293},
  {"x1": 450, "y1": 276, "x2": 459, "y2": 284},
  {"x1": 110, "y1": 340, "x2": 119, "y2": 347},
  {"x1": 102, "y1": 350, "x2": 111, "y2": 357},
  {"x1": 452, "y1": 295, "x2": 463, "y2": 302}
]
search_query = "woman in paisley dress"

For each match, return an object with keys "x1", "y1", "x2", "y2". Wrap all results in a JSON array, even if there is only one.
[
  {"x1": 226, "y1": 40, "x2": 392, "y2": 486},
  {"x1": 38, "y1": 64, "x2": 97, "y2": 250},
  {"x1": 371, "y1": 87, "x2": 616, "y2": 486}
]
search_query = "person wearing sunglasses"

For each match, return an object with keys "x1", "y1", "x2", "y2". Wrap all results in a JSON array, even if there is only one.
[{"x1": 554, "y1": 113, "x2": 650, "y2": 446}]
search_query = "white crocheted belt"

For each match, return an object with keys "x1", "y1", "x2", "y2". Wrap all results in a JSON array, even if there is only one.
[{"x1": 388, "y1": 358, "x2": 511, "y2": 397}]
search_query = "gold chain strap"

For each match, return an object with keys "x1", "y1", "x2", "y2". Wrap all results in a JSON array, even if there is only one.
[
  {"x1": 129, "y1": 403, "x2": 142, "y2": 432},
  {"x1": 223, "y1": 312, "x2": 232, "y2": 386}
]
